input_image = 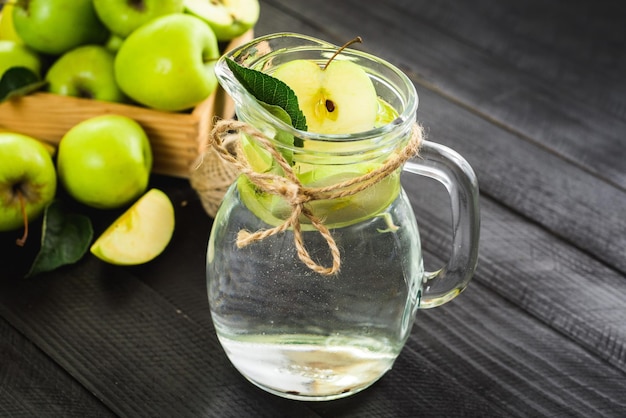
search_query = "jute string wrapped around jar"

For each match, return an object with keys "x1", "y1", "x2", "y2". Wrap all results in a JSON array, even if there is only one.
[
  {"x1": 189, "y1": 129, "x2": 240, "y2": 218},
  {"x1": 191, "y1": 119, "x2": 424, "y2": 275}
]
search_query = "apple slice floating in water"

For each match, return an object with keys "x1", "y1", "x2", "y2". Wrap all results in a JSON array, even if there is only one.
[
  {"x1": 271, "y1": 58, "x2": 378, "y2": 134},
  {"x1": 234, "y1": 38, "x2": 404, "y2": 227},
  {"x1": 90, "y1": 189, "x2": 175, "y2": 265},
  {"x1": 231, "y1": 37, "x2": 401, "y2": 230}
]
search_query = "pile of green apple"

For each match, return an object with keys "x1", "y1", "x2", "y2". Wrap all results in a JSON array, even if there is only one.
[
  {"x1": 0, "y1": 0, "x2": 260, "y2": 274},
  {"x1": 0, "y1": 0, "x2": 260, "y2": 111},
  {"x1": 0, "y1": 114, "x2": 175, "y2": 273}
]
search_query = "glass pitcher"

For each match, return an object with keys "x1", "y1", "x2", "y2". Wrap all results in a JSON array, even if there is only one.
[{"x1": 206, "y1": 33, "x2": 480, "y2": 401}]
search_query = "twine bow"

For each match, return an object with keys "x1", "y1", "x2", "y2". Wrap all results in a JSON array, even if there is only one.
[{"x1": 208, "y1": 119, "x2": 424, "y2": 275}]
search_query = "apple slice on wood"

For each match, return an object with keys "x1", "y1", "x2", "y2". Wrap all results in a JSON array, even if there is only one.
[{"x1": 90, "y1": 189, "x2": 175, "y2": 265}]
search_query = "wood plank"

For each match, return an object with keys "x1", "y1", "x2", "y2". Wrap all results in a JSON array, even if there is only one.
[
  {"x1": 0, "y1": 316, "x2": 116, "y2": 417},
  {"x1": 416, "y1": 86, "x2": 626, "y2": 272},
  {"x1": 410, "y1": 185, "x2": 626, "y2": 372},
  {"x1": 410, "y1": 282, "x2": 626, "y2": 417},
  {"x1": 0, "y1": 257, "x2": 323, "y2": 418},
  {"x1": 390, "y1": 0, "x2": 626, "y2": 121}
]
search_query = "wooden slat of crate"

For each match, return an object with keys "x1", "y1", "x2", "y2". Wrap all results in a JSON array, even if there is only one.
[{"x1": 0, "y1": 92, "x2": 215, "y2": 178}]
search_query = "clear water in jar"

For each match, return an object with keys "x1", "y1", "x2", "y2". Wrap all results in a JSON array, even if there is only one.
[{"x1": 207, "y1": 188, "x2": 424, "y2": 400}]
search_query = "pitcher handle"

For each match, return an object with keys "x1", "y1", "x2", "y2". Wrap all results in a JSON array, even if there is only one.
[{"x1": 403, "y1": 140, "x2": 480, "y2": 309}]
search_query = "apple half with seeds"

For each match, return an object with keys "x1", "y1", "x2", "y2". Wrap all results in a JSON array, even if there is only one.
[
  {"x1": 90, "y1": 189, "x2": 175, "y2": 265},
  {"x1": 271, "y1": 58, "x2": 379, "y2": 134}
]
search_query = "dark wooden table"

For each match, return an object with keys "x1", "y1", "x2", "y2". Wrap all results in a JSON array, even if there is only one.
[{"x1": 2, "y1": 0, "x2": 625, "y2": 416}]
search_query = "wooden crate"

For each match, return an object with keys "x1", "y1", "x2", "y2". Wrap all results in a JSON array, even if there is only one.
[{"x1": 0, "y1": 30, "x2": 252, "y2": 179}]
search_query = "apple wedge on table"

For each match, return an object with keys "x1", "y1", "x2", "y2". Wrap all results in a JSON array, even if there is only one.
[{"x1": 90, "y1": 189, "x2": 175, "y2": 266}]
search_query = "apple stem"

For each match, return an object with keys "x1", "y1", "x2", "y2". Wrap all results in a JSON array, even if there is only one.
[
  {"x1": 15, "y1": 189, "x2": 29, "y2": 247},
  {"x1": 323, "y1": 36, "x2": 363, "y2": 70}
]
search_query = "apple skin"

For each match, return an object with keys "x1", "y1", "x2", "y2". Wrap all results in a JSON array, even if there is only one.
[
  {"x1": 90, "y1": 188, "x2": 175, "y2": 265},
  {"x1": 0, "y1": 133, "x2": 57, "y2": 232},
  {"x1": 12, "y1": 0, "x2": 109, "y2": 55},
  {"x1": 0, "y1": 3, "x2": 22, "y2": 43},
  {"x1": 114, "y1": 13, "x2": 219, "y2": 112},
  {"x1": 56, "y1": 115, "x2": 153, "y2": 210},
  {"x1": 94, "y1": 0, "x2": 185, "y2": 38},
  {"x1": 0, "y1": 40, "x2": 41, "y2": 79},
  {"x1": 184, "y1": 0, "x2": 259, "y2": 41},
  {"x1": 45, "y1": 45, "x2": 127, "y2": 103},
  {"x1": 104, "y1": 34, "x2": 125, "y2": 53}
]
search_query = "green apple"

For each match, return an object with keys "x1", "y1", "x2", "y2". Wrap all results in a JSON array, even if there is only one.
[
  {"x1": 183, "y1": 0, "x2": 259, "y2": 41},
  {"x1": 93, "y1": 0, "x2": 185, "y2": 38},
  {"x1": 0, "y1": 3, "x2": 22, "y2": 43},
  {"x1": 0, "y1": 132, "x2": 57, "y2": 233},
  {"x1": 45, "y1": 45, "x2": 126, "y2": 102},
  {"x1": 272, "y1": 59, "x2": 378, "y2": 134},
  {"x1": 56, "y1": 115, "x2": 153, "y2": 209},
  {"x1": 12, "y1": 0, "x2": 109, "y2": 55},
  {"x1": 0, "y1": 40, "x2": 41, "y2": 79},
  {"x1": 114, "y1": 13, "x2": 219, "y2": 111},
  {"x1": 90, "y1": 188, "x2": 175, "y2": 265}
]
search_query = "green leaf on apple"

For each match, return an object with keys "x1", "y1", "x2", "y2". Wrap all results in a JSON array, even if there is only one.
[
  {"x1": 25, "y1": 201, "x2": 93, "y2": 278},
  {"x1": 258, "y1": 102, "x2": 298, "y2": 163},
  {"x1": 0, "y1": 67, "x2": 47, "y2": 102},
  {"x1": 225, "y1": 58, "x2": 308, "y2": 132}
]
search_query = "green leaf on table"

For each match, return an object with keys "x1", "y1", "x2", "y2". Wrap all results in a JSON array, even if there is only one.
[
  {"x1": 25, "y1": 201, "x2": 94, "y2": 278},
  {"x1": 225, "y1": 58, "x2": 308, "y2": 132},
  {"x1": 0, "y1": 66, "x2": 47, "y2": 102}
]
